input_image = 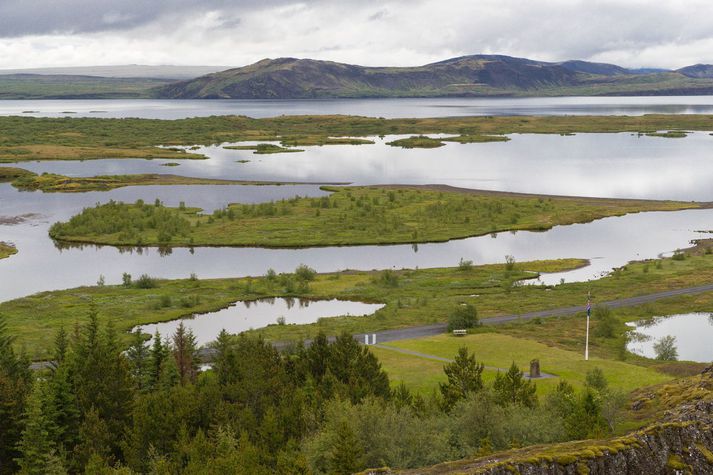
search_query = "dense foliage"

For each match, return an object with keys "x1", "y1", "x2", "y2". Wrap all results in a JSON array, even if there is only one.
[{"x1": 0, "y1": 305, "x2": 625, "y2": 474}]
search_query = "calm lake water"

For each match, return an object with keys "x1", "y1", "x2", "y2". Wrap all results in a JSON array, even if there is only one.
[
  {"x1": 3, "y1": 96, "x2": 713, "y2": 119},
  {"x1": 1, "y1": 177, "x2": 711, "y2": 301},
  {"x1": 14, "y1": 132, "x2": 713, "y2": 201},
  {"x1": 3, "y1": 97, "x2": 713, "y2": 304},
  {"x1": 136, "y1": 298, "x2": 385, "y2": 346},
  {"x1": 626, "y1": 313, "x2": 713, "y2": 362}
]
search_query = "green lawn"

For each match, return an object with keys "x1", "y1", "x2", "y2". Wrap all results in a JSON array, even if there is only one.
[
  {"x1": 377, "y1": 333, "x2": 673, "y2": 395},
  {"x1": 48, "y1": 185, "x2": 700, "y2": 247}
]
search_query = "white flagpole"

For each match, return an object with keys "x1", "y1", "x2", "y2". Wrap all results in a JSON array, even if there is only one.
[{"x1": 585, "y1": 292, "x2": 590, "y2": 361}]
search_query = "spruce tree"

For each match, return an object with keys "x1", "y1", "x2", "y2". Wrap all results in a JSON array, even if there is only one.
[
  {"x1": 0, "y1": 314, "x2": 31, "y2": 473},
  {"x1": 15, "y1": 380, "x2": 67, "y2": 475},
  {"x1": 125, "y1": 328, "x2": 149, "y2": 391},
  {"x1": 329, "y1": 421, "x2": 364, "y2": 475},
  {"x1": 493, "y1": 362, "x2": 537, "y2": 408},
  {"x1": 439, "y1": 346, "x2": 484, "y2": 409},
  {"x1": 171, "y1": 322, "x2": 198, "y2": 385}
]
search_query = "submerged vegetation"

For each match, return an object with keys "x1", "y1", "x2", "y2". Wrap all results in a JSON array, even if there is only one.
[
  {"x1": 48, "y1": 186, "x2": 700, "y2": 247},
  {"x1": 3, "y1": 114, "x2": 713, "y2": 161}
]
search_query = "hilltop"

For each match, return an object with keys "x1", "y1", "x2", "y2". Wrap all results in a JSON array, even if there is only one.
[{"x1": 155, "y1": 54, "x2": 713, "y2": 99}]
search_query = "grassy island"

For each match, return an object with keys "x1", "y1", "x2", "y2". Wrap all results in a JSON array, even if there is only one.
[
  {"x1": 224, "y1": 143, "x2": 305, "y2": 154},
  {"x1": 0, "y1": 242, "x2": 17, "y2": 259},
  {"x1": 48, "y1": 185, "x2": 702, "y2": 247},
  {"x1": 2, "y1": 114, "x2": 713, "y2": 162},
  {"x1": 8, "y1": 170, "x2": 339, "y2": 193}
]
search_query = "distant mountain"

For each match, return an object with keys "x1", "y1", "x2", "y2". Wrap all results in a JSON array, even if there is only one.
[
  {"x1": 155, "y1": 55, "x2": 713, "y2": 99},
  {"x1": 0, "y1": 74, "x2": 172, "y2": 99},
  {"x1": 0, "y1": 65, "x2": 229, "y2": 80},
  {"x1": 677, "y1": 64, "x2": 713, "y2": 79},
  {"x1": 557, "y1": 60, "x2": 632, "y2": 76}
]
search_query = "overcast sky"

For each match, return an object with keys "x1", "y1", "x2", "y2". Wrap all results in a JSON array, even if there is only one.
[{"x1": 1, "y1": 0, "x2": 712, "y2": 69}]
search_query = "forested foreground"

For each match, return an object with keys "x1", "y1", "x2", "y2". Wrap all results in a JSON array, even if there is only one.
[{"x1": 1, "y1": 311, "x2": 625, "y2": 474}]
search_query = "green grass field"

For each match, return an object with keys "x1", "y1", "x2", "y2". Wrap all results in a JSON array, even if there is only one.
[
  {"x1": 374, "y1": 333, "x2": 673, "y2": 396},
  {"x1": 48, "y1": 185, "x2": 701, "y2": 247},
  {"x1": 4, "y1": 244, "x2": 713, "y2": 360}
]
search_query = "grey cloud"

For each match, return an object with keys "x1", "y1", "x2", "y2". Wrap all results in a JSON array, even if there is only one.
[{"x1": 0, "y1": 0, "x2": 293, "y2": 37}]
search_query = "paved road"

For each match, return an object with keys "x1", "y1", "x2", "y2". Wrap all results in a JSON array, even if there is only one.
[{"x1": 353, "y1": 282, "x2": 713, "y2": 345}]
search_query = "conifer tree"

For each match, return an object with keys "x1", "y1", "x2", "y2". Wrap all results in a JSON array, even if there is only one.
[
  {"x1": 439, "y1": 346, "x2": 484, "y2": 409},
  {"x1": 493, "y1": 362, "x2": 537, "y2": 408},
  {"x1": 15, "y1": 380, "x2": 67, "y2": 475},
  {"x1": 329, "y1": 421, "x2": 364, "y2": 475},
  {"x1": 0, "y1": 314, "x2": 32, "y2": 473},
  {"x1": 171, "y1": 322, "x2": 198, "y2": 385},
  {"x1": 125, "y1": 328, "x2": 150, "y2": 391}
]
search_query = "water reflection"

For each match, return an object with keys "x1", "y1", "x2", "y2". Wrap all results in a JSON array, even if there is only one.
[
  {"x1": 4, "y1": 96, "x2": 713, "y2": 119},
  {"x1": 14, "y1": 132, "x2": 713, "y2": 201},
  {"x1": 626, "y1": 313, "x2": 713, "y2": 362},
  {"x1": 136, "y1": 298, "x2": 385, "y2": 346}
]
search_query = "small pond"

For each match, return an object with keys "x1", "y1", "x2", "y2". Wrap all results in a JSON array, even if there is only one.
[
  {"x1": 135, "y1": 298, "x2": 385, "y2": 346},
  {"x1": 626, "y1": 313, "x2": 713, "y2": 362}
]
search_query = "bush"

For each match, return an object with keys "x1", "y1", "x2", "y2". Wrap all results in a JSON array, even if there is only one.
[
  {"x1": 122, "y1": 272, "x2": 132, "y2": 287},
  {"x1": 373, "y1": 269, "x2": 399, "y2": 288},
  {"x1": 654, "y1": 335, "x2": 678, "y2": 361},
  {"x1": 585, "y1": 367, "x2": 608, "y2": 393},
  {"x1": 295, "y1": 264, "x2": 317, "y2": 282},
  {"x1": 458, "y1": 258, "x2": 473, "y2": 271},
  {"x1": 505, "y1": 255, "x2": 516, "y2": 271},
  {"x1": 593, "y1": 305, "x2": 617, "y2": 338},
  {"x1": 447, "y1": 304, "x2": 479, "y2": 332},
  {"x1": 134, "y1": 274, "x2": 158, "y2": 289}
]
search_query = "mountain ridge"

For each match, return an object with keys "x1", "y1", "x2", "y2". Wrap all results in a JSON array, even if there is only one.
[{"x1": 155, "y1": 54, "x2": 713, "y2": 99}]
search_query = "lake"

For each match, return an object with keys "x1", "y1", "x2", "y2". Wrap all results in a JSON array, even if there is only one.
[
  {"x1": 3, "y1": 96, "x2": 713, "y2": 119},
  {"x1": 14, "y1": 132, "x2": 713, "y2": 201},
  {"x1": 3, "y1": 98, "x2": 713, "y2": 303},
  {"x1": 135, "y1": 298, "x2": 385, "y2": 346},
  {"x1": 626, "y1": 313, "x2": 713, "y2": 362},
  {"x1": 1, "y1": 178, "x2": 711, "y2": 301}
]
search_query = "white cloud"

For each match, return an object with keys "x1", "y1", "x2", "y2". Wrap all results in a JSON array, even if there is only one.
[{"x1": 1, "y1": 0, "x2": 712, "y2": 69}]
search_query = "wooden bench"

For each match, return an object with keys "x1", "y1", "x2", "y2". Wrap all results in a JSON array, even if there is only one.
[{"x1": 452, "y1": 329, "x2": 467, "y2": 336}]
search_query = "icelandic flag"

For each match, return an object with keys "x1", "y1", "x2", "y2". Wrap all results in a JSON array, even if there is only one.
[{"x1": 586, "y1": 301, "x2": 591, "y2": 318}]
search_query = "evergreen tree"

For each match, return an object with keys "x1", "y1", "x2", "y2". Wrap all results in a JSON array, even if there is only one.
[
  {"x1": 213, "y1": 329, "x2": 237, "y2": 386},
  {"x1": 0, "y1": 314, "x2": 31, "y2": 474},
  {"x1": 46, "y1": 364, "x2": 80, "y2": 462},
  {"x1": 439, "y1": 347, "x2": 484, "y2": 410},
  {"x1": 15, "y1": 380, "x2": 67, "y2": 475},
  {"x1": 171, "y1": 322, "x2": 198, "y2": 385},
  {"x1": 52, "y1": 326, "x2": 68, "y2": 367},
  {"x1": 66, "y1": 309, "x2": 133, "y2": 461},
  {"x1": 329, "y1": 421, "x2": 365, "y2": 475},
  {"x1": 493, "y1": 362, "x2": 537, "y2": 408},
  {"x1": 147, "y1": 331, "x2": 168, "y2": 389},
  {"x1": 125, "y1": 328, "x2": 149, "y2": 391},
  {"x1": 73, "y1": 408, "x2": 112, "y2": 470}
]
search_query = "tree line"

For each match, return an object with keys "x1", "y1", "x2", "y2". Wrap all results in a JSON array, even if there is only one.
[{"x1": 0, "y1": 307, "x2": 621, "y2": 474}]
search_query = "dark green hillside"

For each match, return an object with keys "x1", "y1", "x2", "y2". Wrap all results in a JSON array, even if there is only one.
[{"x1": 155, "y1": 54, "x2": 713, "y2": 99}]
